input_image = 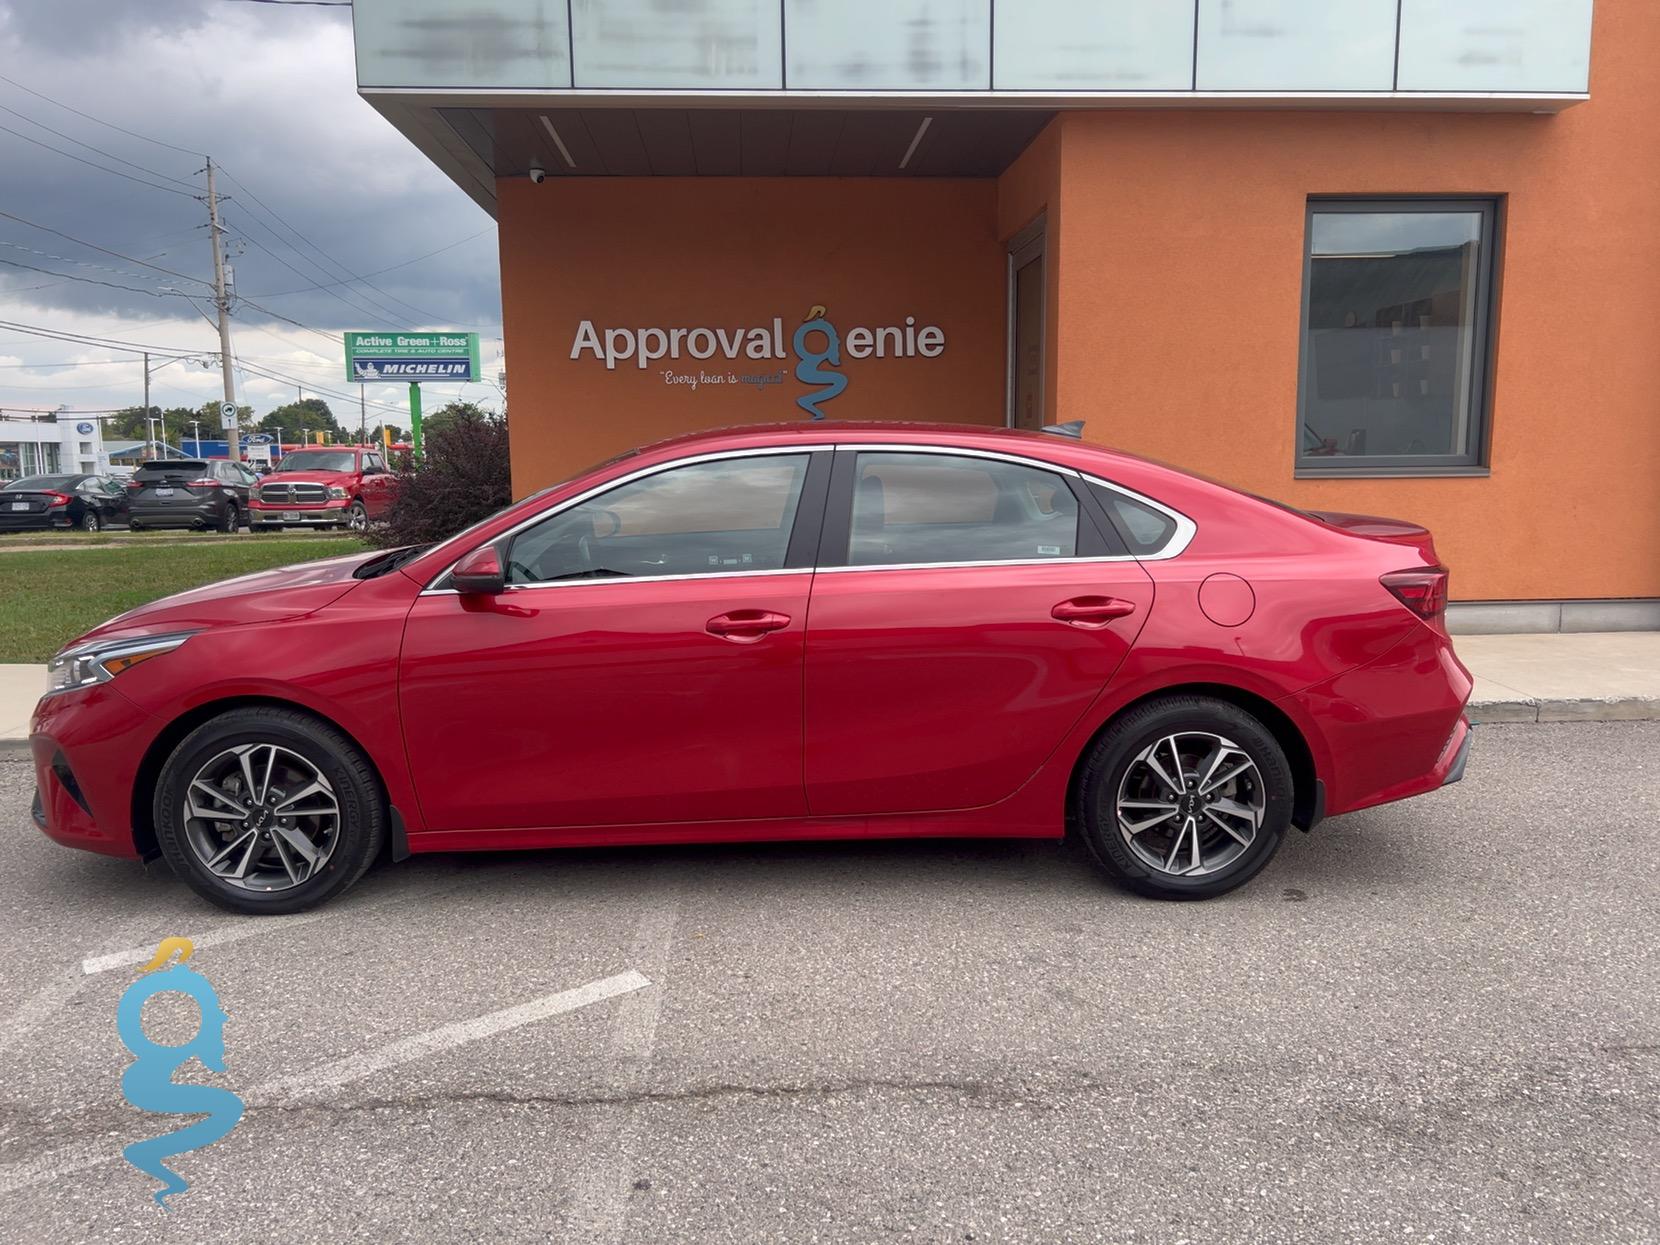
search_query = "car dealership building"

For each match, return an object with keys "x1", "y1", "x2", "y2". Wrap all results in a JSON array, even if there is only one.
[{"x1": 350, "y1": 0, "x2": 1654, "y2": 623}]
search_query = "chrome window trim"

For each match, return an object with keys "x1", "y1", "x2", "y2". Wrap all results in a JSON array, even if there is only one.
[
  {"x1": 816, "y1": 555, "x2": 1138, "y2": 574},
  {"x1": 423, "y1": 445, "x2": 831, "y2": 593},
  {"x1": 1078, "y1": 472, "x2": 1196, "y2": 561}
]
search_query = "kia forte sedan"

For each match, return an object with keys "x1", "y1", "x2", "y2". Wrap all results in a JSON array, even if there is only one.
[{"x1": 29, "y1": 423, "x2": 1472, "y2": 915}]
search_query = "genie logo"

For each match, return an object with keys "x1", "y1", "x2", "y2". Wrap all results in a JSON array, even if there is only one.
[
  {"x1": 116, "y1": 938, "x2": 244, "y2": 1209},
  {"x1": 791, "y1": 304, "x2": 847, "y2": 420}
]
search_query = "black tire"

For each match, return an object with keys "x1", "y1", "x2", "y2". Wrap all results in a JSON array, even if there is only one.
[
  {"x1": 81, "y1": 510, "x2": 101, "y2": 533},
  {"x1": 154, "y1": 706, "x2": 387, "y2": 915},
  {"x1": 345, "y1": 500, "x2": 367, "y2": 533},
  {"x1": 128, "y1": 519, "x2": 142, "y2": 532},
  {"x1": 1075, "y1": 695, "x2": 1293, "y2": 900},
  {"x1": 220, "y1": 502, "x2": 239, "y2": 534}
]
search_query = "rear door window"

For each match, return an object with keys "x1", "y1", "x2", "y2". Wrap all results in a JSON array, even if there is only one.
[{"x1": 843, "y1": 452, "x2": 1079, "y2": 567}]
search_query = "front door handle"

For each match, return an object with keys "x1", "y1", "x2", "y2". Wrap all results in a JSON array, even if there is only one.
[
  {"x1": 706, "y1": 609, "x2": 791, "y2": 643},
  {"x1": 1051, "y1": 596, "x2": 1137, "y2": 628}
]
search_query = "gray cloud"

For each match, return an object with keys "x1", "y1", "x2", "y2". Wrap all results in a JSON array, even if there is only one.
[{"x1": 0, "y1": 0, "x2": 501, "y2": 345}]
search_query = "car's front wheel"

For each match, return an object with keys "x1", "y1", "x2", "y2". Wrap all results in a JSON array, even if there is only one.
[
  {"x1": 1076, "y1": 695, "x2": 1293, "y2": 900},
  {"x1": 345, "y1": 500, "x2": 367, "y2": 533},
  {"x1": 154, "y1": 706, "x2": 387, "y2": 914}
]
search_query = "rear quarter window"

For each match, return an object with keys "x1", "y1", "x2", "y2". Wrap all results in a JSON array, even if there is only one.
[{"x1": 1089, "y1": 483, "x2": 1179, "y2": 557}]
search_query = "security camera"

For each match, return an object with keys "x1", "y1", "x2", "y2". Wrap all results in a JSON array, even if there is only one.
[{"x1": 528, "y1": 165, "x2": 547, "y2": 184}]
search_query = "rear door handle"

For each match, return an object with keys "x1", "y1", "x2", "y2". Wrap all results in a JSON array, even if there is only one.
[
  {"x1": 706, "y1": 609, "x2": 792, "y2": 643},
  {"x1": 1051, "y1": 596, "x2": 1137, "y2": 628}
]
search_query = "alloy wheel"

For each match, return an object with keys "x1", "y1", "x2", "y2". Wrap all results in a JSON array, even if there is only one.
[
  {"x1": 1115, "y1": 731, "x2": 1265, "y2": 877},
  {"x1": 182, "y1": 743, "x2": 341, "y2": 892},
  {"x1": 347, "y1": 503, "x2": 367, "y2": 532}
]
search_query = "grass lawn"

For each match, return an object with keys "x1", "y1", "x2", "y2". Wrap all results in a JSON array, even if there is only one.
[{"x1": 0, "y1": 536, "x2": 365, "y2": 662}]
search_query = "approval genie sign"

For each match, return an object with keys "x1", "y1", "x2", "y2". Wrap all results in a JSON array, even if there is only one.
[{"x1": 570, "y1": 307, "x2": 946, "y2": 419}]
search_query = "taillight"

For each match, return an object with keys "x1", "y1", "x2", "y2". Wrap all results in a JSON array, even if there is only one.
[
  {"x1": 189, "y1": 477, "x2": 223, "y2": 489},
  {"x1": 1381, "y1": 567, "x2": 1448, "y2": 622},
  {"x1": 126, "y1": 479, "x2": 142, "y2": 490},
  {"x1": 43, "y1": 491, "x2": 70, "y2": 508}
]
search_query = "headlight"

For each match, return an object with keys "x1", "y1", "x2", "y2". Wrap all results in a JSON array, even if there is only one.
[
  {"x1": 45, "y1": 632, "x2": 196, "y2": 697},
  {"x1": 327, "y1": 486, "x2": 349, "y2": 500}
]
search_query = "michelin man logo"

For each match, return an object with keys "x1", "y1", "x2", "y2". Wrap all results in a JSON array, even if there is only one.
[{"x1": 116, "y1": 938, "x2": 245, "y2": 1209}]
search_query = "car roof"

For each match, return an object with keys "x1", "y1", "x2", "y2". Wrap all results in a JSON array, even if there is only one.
[{"x1": 633, "y1": 420, "x2": 1152, "y2": 474}]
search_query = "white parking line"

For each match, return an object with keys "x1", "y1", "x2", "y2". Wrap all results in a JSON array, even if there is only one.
[
  {"x1": 0, "y1": 913, "x2": 159, "y2": 1059},
  {"x1": 0, "y1": 969, "x2": 652, "y2": 1198},
  {"x1": 259, "y1": 970, "x2": 652, "y2": 1101},
  {"x1": 80, "y1": 877, "x2": 463, "y2": 975}
]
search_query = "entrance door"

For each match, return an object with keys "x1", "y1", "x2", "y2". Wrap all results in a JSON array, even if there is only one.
[
  {"x1": 1007, "y1": 219, "x2": 1046, "y2": 431},
  {"x1": 400, "y1": 451, "x2": 828, "y2": 832}
]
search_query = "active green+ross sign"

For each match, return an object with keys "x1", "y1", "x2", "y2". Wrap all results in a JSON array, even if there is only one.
[{"x1": 344, "y1": 332, "x2": 480, "y2": 384}]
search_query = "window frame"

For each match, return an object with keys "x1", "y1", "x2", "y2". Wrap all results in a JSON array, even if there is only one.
[
  {"x1": 430, "y1": 447, "x2": 834, "y2": 593},
  {"x1": 1294, "y1": 196, "x2": 1501, "y2": 478},
  {"x1": 815, "y1": 446, "x2": 1138, "y2": 572}
]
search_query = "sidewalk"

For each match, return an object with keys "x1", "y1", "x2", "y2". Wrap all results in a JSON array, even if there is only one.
[{"x1": 2, "y1": 633, "x2": 1657, "y2": 757}]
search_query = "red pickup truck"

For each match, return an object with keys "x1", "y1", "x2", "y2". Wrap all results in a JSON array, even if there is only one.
[{"x1": 248, "y1": 448, "x2": 396, "y2": 533}]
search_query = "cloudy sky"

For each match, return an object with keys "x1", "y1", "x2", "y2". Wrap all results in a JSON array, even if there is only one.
[{"x1": 0, "y1": 0, "x2": 503, "y2": 430}]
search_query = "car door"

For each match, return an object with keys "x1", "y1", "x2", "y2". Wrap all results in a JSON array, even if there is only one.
[
  {"x1": 802, "y1": 448, "x2": 1156, "y2": 817},
  {"x1": 361, "y1": 453, "x2": 393, "y2": 516},
  {"x1": 399, "y1": 448, "x2": 832, "y2": 832}
]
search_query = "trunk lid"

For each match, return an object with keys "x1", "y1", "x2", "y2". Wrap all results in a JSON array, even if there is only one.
[
  {"x1": 1306, "y1": 509, "x2": 1441, "y2": 564},
  {"x1": 131, "y1": 460, "x2": 215, "y2": 503}
]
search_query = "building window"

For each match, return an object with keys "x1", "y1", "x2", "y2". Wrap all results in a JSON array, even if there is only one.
[{"x1": 1297, "y1": 199, "x2": 1498, "y2": 473}]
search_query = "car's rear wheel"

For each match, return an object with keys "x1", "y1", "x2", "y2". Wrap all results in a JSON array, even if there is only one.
[
  {"x1": 81, "y1": 510, "x2": 101, "y2": 533},
  {"x1": 220, "y1": 502, "x2": 239, "y2": 534},
  {"x1": 128, "y1": 519, "x2": 142, "y2": 532},
  {"x1": 1076, "y1": 695, "x2": 1293, "y2": 900},
  {"x1": 154, "y1": 707, "x2": 387, "y2": 914}
]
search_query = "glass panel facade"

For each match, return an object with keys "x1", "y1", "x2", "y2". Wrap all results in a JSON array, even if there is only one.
[
  {"x1": 785, "y1": 0, "x2": 990, "y2": 90},
  {"x1": 1299, "y1": 202, "x2": 1497, "y2": 470},
  {"x1": 1195, "y1": 0, "x2": 1396, "y2": 92},
  {"x1": 353, "y1": 0, "x2": 572, "y2": 89},
  {"x1": 0, "y1": 440, "x2": 58, "y2": 481},
  {"x1": 1397, "y1": 0, "x2": 1592, "y2": 94},
  {"x1": 993, "y1": 0, "x2": 1194, "y2": 90},
  {"x1": 572, "y1": 0, "x2": 782, "y2": 88}
]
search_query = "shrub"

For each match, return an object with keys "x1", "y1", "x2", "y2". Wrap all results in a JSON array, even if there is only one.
[{"x1": 369, "y1": 410, "x2": 512, "y2": 548}]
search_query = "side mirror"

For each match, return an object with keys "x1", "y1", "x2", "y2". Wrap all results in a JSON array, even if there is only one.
[{"x1": 451, "y1": 545, "x2": 506, "y2": 595}]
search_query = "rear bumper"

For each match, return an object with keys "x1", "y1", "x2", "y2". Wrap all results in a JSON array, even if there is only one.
[
  {"x1": 1287, "y1": 624, "x2": 1473, "y2": 818},
  {"x1": 130, "y1": 498, "x2": 225, "y2": 527},
  {"x1": 0, "y1": 514, "x2": 68, "y2": 530}
]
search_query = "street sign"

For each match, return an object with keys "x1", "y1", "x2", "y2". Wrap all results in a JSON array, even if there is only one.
[
  {"x1": 220, "y1": 401, "x2": 238, "y2": 422},
  {"x1": 345, "y1": 331, "x2": 480, "y2": 383}
]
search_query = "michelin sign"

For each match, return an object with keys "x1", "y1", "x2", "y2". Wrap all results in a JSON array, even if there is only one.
[{"x1": 345, "y1": 332, "x2": 480, "y2": 383}]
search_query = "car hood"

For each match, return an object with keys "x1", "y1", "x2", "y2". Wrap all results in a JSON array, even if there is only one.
[
  {"x1": 64, "y1": 549, "x2": 379, "y2": 651},
  {"x1": 260, "y1": 470, "x2": 354, "y2": 486}
]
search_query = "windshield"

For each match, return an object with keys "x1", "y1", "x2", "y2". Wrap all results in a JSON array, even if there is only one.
[
  {"x1": 276, "y1": 451, "x2": 356, "y2": 473},
  {"x1": 5, "y1": 475, "x2": 77, "y2": 491}
]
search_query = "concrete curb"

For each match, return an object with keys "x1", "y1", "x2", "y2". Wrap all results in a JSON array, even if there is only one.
[
  {"x1": 1468, "y1": 696, "x2": 1660, "y2": 724},
  {"x1": 0, "y1": 740, "x2": 32, "y2": 761}
]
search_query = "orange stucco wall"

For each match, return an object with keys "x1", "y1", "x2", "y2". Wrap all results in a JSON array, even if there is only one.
[
  {"x1": 497, "y1": 178, "x2": 1005, "y2": 493},
  {"x1": 1037, "y1": 0, "x2": 1660, "y2": 602}
]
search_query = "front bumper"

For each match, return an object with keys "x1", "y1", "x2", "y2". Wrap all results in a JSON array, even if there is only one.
[
  {"x1": 29, "y1": 683, "x2": 161, "y2": 859},
  {"x1": 250, "y1": 499, "x2": 350, "y2": 526}
]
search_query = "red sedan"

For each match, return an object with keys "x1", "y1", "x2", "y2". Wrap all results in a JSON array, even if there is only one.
[{"x1": 29, "y1": 423, "x2": 1471, "y2": 914}]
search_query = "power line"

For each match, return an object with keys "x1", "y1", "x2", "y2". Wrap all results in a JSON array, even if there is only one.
[
  {"x1": 0, "y1": 256, "x2": 198, "y2": 299},
  {"x1": 217, "y1": 165, "x2": 474, "y2": 328},
  {"x1": 0, "y1": 318, "x2": 204, "y2": 358},
  {"x1": 252, "y1": 227, "x2": 496, "y2": 298},
  {"x1": 0, "y1": 122, "x2": 200, "y2": 199},
  {"x1": 0, "y1": 101, "x2": 199, "y2": 191},
  {"x1": 0, "y1": 210, "x2": 214, "y2": 288},
  {"x1": 0, "y1": 72, "x2": 204, "y2": 159},
  {"x1": 231, "y1": 226, "x2": 410, "y2": 329}
]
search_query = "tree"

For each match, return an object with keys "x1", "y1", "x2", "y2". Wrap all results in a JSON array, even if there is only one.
[
  {"x1": 251, "y1": 398, "x2": 338, "y2": 443},
  {"x1": 368, "y1": 423, "x2": 408, "y2": 446},
  {"x1": 106, "y1": 405, "x2": 197, "y2": 451},
  {"x1": 370, "y1": 406, "x2": 511, "y2": 548},
  {"x1": 418, "y1": 400, "x2": 498, "y2": 444}
]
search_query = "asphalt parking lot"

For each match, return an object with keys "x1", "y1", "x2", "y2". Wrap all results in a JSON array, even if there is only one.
[{"x1": 0, "y1": 721, "x2": 1654, "y2": 1243}]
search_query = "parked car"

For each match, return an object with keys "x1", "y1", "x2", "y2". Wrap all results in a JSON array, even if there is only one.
[
  {"x1": 0, "y1": 474, "x2": 131, "y2": 532},
  {"x1": 127, "y1": 459, "x2": 257, "y2": 533},
  {"x1": 30, "y1": 422, "x2": 1472, "y2": 915},
  {"x1": 248, "y1": 447, "x2": 395, "y2": 532}
]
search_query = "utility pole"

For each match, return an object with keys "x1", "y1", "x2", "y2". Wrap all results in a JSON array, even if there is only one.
[
  {"x1": 190, "y1": 420, "x2": 203, "y2": 456},
  {"x1": 205, "y1": 157, "x2": 241, "y2": 461},
  {"x1": 142, "y1": 350, "x2": 150, "y2": 428}
]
